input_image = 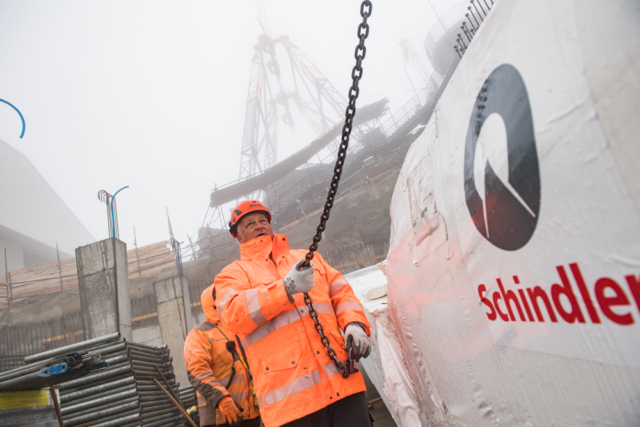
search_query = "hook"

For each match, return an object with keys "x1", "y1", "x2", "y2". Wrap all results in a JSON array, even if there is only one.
[{"x1": 97, "y1": 189, "x2": 112, "y2": 203}]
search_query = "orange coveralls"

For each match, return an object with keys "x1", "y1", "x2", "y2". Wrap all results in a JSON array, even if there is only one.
[
  {"x1": 214, "y1": 234, "x2": 371, "y2": 427},
  {"x1": 184, "y1": 286, "x2": 260, "y2": 426}
]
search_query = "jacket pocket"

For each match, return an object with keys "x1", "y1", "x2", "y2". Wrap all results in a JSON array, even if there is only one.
[{"x1": 258, "y1": 338, "x2": 302, "y2": 374}]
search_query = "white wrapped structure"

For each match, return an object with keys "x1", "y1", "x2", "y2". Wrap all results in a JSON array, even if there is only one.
[{"x1": 376, "y1": 0, "x2": 640, "y2": 425}]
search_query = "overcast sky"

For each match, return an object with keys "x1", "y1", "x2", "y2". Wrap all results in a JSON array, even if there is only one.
[{"x1": 0, "y1": 0, "x2": 458, "y2": 252}]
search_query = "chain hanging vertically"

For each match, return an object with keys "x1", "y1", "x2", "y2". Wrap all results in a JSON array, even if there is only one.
[{"x1": 300, "y1": 0, "x2": 372, "y2": 379}]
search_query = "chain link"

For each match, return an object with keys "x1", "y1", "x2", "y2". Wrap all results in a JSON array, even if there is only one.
[{"x1": 301, "y1": 0, "x2": 372, "y2": 379}]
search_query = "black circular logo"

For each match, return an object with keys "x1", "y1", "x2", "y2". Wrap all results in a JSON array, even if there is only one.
[{"x1": 464, "y1": 64, "x2": 540, "y2": 251}]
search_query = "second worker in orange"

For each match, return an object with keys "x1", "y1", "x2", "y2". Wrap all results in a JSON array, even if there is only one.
[{"x1": 214, "y1": 200, "x2": 373, "y2": 427}]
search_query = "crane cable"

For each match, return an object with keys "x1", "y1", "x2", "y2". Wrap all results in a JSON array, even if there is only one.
[{"x1": 299, "y1": 0, "x2": 372, "y2": 379}]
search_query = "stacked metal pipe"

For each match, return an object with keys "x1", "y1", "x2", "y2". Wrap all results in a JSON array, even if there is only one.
[
  {"x1": 178, "y1": 386, "x2": 196, "y2": 409},
  {"x1": 19, "y1": 333, "x2": 186, "y2": 427},
  {"x1": 177, "y1": 386, "x2": 198, "y2": 427},
  {"x1": 52, "y1": 334, "x2": 140, "y2": 427},
  {"x1": 129, "y1": 342, "x2": 185, "y2": 426}
]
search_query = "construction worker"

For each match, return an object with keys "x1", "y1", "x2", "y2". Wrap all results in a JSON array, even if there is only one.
[
  {"x1": 184, "y1": 285, "x2": 261, "y2": 427},
  {"x1": 214, "y1": 200, "x2": 372, "y2": 427}
]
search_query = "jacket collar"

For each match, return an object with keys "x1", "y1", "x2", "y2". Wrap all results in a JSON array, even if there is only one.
[{"x1": 240, "y1": 234, "x2": 290, "y2": 261}]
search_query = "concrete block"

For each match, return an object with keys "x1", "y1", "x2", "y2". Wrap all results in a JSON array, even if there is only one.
[
  {"x1": 155, "y1": 277, "x2": 183, "y2": 303},
  {"x1": 76, "y1": 239, "x2": 117, "y2": 276},
  {"x1": 76, "y1": 238, "x2": 132, "y2": 341}
]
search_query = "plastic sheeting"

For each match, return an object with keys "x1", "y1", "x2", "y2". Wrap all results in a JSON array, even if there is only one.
[
  {"x1": 384, "y1": 0, "x2": 640, "y2": 425},
  {"x1": 346, "y1": 265, "x2": 423, "y2": 427}
]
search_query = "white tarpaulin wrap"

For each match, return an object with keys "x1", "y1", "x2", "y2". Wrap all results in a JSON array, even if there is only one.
[
  {"x1": 346, "y1": 266, "x2": 424, "y2": 427},
  {"x1": 386, "y1": 0, "x2": 640, "y2": 425}
]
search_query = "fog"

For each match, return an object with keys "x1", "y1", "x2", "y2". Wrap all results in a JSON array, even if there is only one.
[{"x1": 0, "y1": 0, "x2": 457, "y2": 250}]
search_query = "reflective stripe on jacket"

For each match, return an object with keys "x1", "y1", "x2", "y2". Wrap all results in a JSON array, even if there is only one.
[
  {"x1": 184, "y1": 285, "x2": 260, "y2": 426},
  {"x1": 214, "y1": 234, "x2": 371, "y2": 427}
]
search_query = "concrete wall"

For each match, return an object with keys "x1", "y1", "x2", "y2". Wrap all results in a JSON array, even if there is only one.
[
  {"x1": 132, "y1": 324, "x2": 163, "y2": 347},
  {"x1": 76, "y1": 238, "x2": 132, "y2": 341},
  {"x1": 153, "y1": 276, "x2": 191, "y2": 387},
  {"x1": 195, "y1": 310, "x2": 206, "y2": 326}
]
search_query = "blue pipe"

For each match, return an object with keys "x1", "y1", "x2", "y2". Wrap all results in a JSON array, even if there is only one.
[
  {"x1": 0, "y1": 98, "x2": 26, "y2": 138},
  {"x1": 110, "y1": 186, "x2": 129, "y2": 238}
]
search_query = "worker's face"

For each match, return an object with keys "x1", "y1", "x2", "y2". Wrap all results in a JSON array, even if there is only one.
[{"x1": 237, "y1": 213, "x2": 274, "y2": 244}]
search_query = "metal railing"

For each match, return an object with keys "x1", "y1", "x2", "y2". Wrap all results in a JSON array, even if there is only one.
[
  {"x1": 0, "y1": 296, "x2": 164, "y2": 372},
  {"x1": 379, "y1": 74, "x2": 440, "y2": 138},
  {"x1": 455, "y1": 0, "x2": 496, "y2": 57},
  {"x1": 0, "y1": 312, "x2": 84, "y2": 372}
]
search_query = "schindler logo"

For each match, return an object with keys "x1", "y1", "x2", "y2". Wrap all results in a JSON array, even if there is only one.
[{"x1": 464, "y1": 64, "x2": 541, "y2": 251}]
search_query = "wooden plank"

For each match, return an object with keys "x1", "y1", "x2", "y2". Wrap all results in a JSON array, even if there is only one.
[
  {"x1": 12, "y1": 282, "x2": 64, "y2": 297},
  {"x1": 130, "y1": 252, "x2": 173, "y2": 267},
  {"x1": 8, "y1": 241, "x2": 166, "y2": 278},
  {"x1": 11, "y1": 265, "x2": 61, "y2": 280},
  {"x1": 132, "y1": 263, "x2": 173, "y2": 277},
  {"x1": 137, "y1": 263, "x2": 176, "y2": 278},
  {"x1": 10, "y1": 265, "x2": 76, "y2": 282},
  {"x1": 1, "y1": 240, "x2": 174, "y2": 301},
  {"x1": 12, "y1": 279, "x2": 78, "y2": 298},
  {"x1": 9, "y1": 257, "x2": 75, "y2": 276},
  {"x1": 133, "y1": 242, "x2": 170, "y2": 251},
  {"x1": 11, "y1": 274, "x2": 75, "y2": 288},
  {"x1": 10, "y1": 264, "x2": 77, "y2": 283},
  {"x1": 9, "y1": 260, "x2": 61, "y2": 276},
  {"x1": 128, "y1": 256, "x2": 174, "y2": 273},
  {"x1": 11, "y1": 275, "x2": 77, "y2": 292},
  {"x1": 135, "y1": 243, "x2": 171, "y2": 254},
  {"x1": 129, "y1": 248, "x2": 173, "y2": 264},
  {"x1": 127, "y1": 241, "x2": 169, "y2": 257},
  {"x1": 13, "y1": 284, "x2": 69, "y2": 299},
  {"x1": 128, "y1": 257, "x2": 171, "y2": 269}
]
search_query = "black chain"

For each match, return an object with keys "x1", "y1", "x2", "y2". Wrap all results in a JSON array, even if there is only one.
[{"x1": 301, "y1": 0, "x2": 372, "y2": 379}]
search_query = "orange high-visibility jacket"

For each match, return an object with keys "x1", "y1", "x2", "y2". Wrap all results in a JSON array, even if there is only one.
[
  {"x1": 214, "y1": 234, "x2": 371, "y2": 427},
  {"x1": 184, "y1": 285, "x2": 260, "y2": 426}
]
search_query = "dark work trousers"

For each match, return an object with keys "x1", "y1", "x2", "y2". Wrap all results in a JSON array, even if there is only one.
[
  {"x1": 204, "y1": 416, "x2": 262, "y2": 427},
  {"x1": 280, "y1": 392, "x2": 372, "y2": 427}
]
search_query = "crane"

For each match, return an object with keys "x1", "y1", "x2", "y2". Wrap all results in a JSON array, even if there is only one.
[{"x1": 238, "y1": 34, "x2": 370, "y2": 186}]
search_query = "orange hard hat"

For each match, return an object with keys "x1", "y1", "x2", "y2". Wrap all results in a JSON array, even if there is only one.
[{"x1": 228, "y1": 200, "x2": 272, "y2": 238}]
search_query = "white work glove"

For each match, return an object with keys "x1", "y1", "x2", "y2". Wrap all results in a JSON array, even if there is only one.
[
  {"x1": 284, "y1": 260, "x2": 315, "y2": 302},
  {"x1": 345, "y1": 323, "x2": 371, "y2": 360}
]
